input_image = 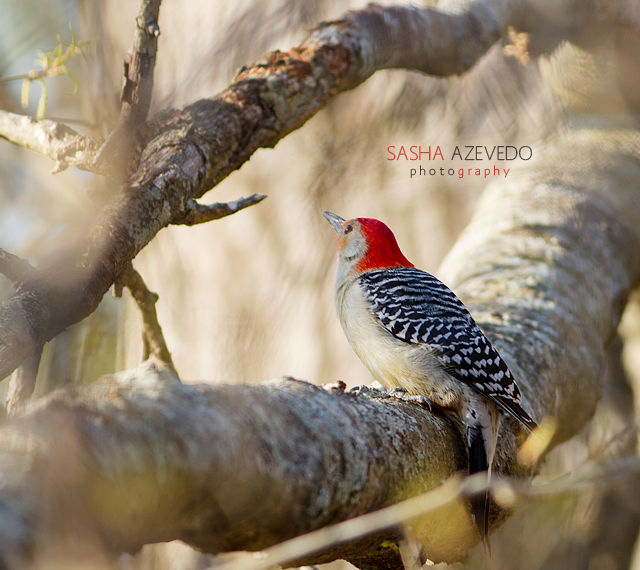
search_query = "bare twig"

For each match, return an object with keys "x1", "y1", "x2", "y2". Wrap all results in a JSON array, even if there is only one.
[
  {"x1": 179, "y1": 194, "x2": 267, "y2": 226},
  {"x1": 214, "y1": 476, "x2": 471, "y2": 570},
  {"x1": 0, "y1": 248, "x2": 38, "y2": 287},
  {"x1": 117, "y1": 263, "x2": 177, "y2": 374},
  {"x1": 0, "y1": 110, "x2": 103, "y2": 174},
  {"x1": 93, "y1": 0, "x2": 162, "y2": 172}
]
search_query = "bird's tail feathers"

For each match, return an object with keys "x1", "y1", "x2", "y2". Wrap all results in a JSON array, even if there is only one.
[{"x1": 467, "y1": 425, "x2": 491, "y2": 552}]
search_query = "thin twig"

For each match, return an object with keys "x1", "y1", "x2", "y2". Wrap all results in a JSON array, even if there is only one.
[
  {"x1": 0, "y1": 248, "x2": 38, "y2": 287},
  {"x1": 213, "y1": 456, "x2": 640, "y2": 570},
  {"x1": 93, "y1": 0, "x2": 162, "y2": 172},
  {"x1": 212, "y1": 475, "x2": 471, "y2": 570},
  {"x1": 117, "y1": 263, "x2": 177, "y2": 375},
  {"x1": 179, "y1": 194, "x2": 267, "y2": 226}
]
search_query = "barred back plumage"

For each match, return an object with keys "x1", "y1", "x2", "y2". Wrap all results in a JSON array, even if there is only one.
[{"x1": 358, "y1": 267, "x2": 537, "y2": 431}]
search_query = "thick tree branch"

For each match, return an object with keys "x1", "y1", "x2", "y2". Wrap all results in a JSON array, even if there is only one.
[
  {"x1": 0, "y1": 364, "x2": 469, "y2": 568},
  {"x1": 437, "y1": 131, "x2": 640, "y2": 442},
  {"x1": 0, "y1": 0, "x2": 541, "y2": 380}
]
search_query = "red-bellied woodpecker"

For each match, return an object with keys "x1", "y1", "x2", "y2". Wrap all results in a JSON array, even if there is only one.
[{"x1": 323, "y1": 211, "x2": 537, "y2": 544}]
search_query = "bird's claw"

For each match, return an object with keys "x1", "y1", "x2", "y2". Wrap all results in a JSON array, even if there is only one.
[
  {"x1": 387, "y1": 388, "x2": 433, "y2": 411},
  {"x1": 349, "y1": 384, "x2": 433, "y2": 411}
]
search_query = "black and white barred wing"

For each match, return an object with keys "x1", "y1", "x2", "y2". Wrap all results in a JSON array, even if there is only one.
[{"x1": 359, "y1": 267, "x2": 537, "y2": 431}]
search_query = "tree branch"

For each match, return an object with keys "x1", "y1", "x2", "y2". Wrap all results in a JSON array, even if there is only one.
[
  {"x1": 0, "y1": 111, "x2": 103, "y2": 174},
  {"x1": 116, "y1": 263, "x2": 176, "y2": 374},
  {"x1": 179, "y1": 193, "x2": 267, "y2": 226},
  {"x1": 0, "y1": 248, "x2": 38, "y2": 287},
  {"x1": 0, "y1": 251, "x2": 43, "y2": 412},
  {"x1": 5, "y1": 343, "x2": 43, "y2": 416},
  {"x1": 217, "y1": 454, "x2": 640, "y2": 570},
  {"x1": 0, "y1": 365, "x2": 469, "y2": 568},
  {"x1": 93, "y1": 0, "x2": 162, "y2": 173}
]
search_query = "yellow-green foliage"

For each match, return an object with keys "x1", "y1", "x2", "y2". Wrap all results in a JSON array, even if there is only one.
[{"x1": 3, "y1": 24, "x2": 94, "y2": 120}]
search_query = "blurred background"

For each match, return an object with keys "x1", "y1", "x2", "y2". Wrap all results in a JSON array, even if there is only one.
[{"x1": 0, "y1": 0, "x2": 639, "y2": 568}]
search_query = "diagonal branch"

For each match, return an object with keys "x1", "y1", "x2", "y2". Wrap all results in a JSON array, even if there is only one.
[
  {"x1": 0, "y1": 1, "x2": 541, "y2": 380},
  {"x1": 116, "y1": 263, "x2": 176, "y2": 374},
  {"x1": 219, "y1": 454, "x2": 640, "y2": 570}
]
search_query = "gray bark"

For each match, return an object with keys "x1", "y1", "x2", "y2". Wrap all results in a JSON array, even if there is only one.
[{"x1": 0, "y1": 363, "x2": 468, "y2": 568}]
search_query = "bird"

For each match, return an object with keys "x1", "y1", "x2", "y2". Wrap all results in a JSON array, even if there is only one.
[{"x1": 323, "y1": 211, "x2": 537, "y2": 545}]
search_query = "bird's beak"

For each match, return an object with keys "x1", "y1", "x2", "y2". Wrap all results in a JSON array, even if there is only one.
[{"x1": 323, "y1": 211, "x2": 345, "y2": 234}]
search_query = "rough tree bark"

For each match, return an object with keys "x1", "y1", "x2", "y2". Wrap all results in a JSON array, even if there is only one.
[{"x1": 1, "y1": 0, "x2": 639, "y2": 568}]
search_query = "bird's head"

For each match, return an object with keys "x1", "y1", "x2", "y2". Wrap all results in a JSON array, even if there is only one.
[{"x1": 323, "y1": 211, "x2": 413, "y2": 277}]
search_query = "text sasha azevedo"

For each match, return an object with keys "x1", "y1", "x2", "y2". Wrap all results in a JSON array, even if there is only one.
[{"x1": 386, "y1": 145, "x2": 533, "y2": 161}]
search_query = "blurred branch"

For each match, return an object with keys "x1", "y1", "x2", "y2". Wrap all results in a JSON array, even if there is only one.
[
  {"x1": 179, "y1": 193, "x2": 267, "y2": 226},
  {"x1": 0, "y1": 248, "x2": 38, "y2": 287},
  {"x1": 0, "y1": 250, "x2": 42, "y2": 415},
  {"x1": 5, "y1": 343, "x2": 43, "y2": 416},
  {"x1": 93, "y1": 0, "x2": 162, "y2": 173},
  {"x1": 116, "y1": 263, "x2": 176, "y2": 374},
  {"x1": 0, "y1": 110, "x2": 103, "y2": 174}
]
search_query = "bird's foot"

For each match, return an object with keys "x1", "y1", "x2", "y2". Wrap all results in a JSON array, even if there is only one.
[
  {"x1": 387, "y1": 387, "x2": 433, "y2": 411},
  {"x1": 349, "y1": 384, "x2": 433, "y2": 411}
]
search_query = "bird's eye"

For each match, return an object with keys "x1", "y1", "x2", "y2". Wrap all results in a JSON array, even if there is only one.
[{"x1": 344, "y1": 224, "x2": 353, "y2": 234}]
